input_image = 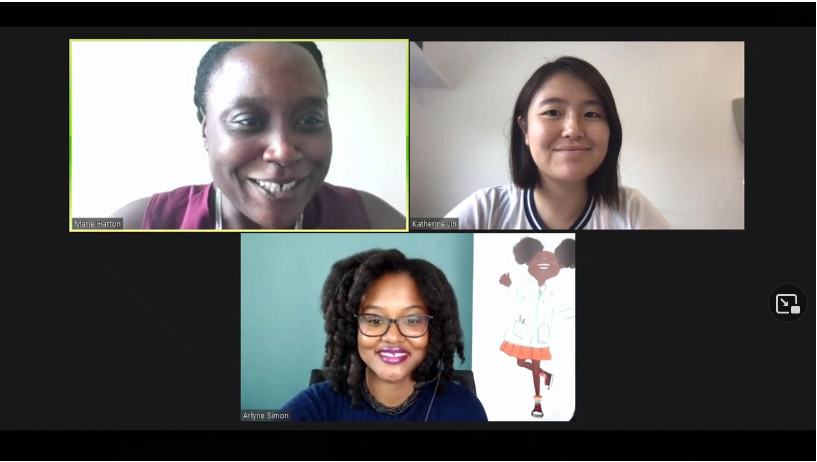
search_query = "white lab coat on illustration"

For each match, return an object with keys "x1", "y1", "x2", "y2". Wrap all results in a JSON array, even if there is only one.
[{"x1": 502, "y1": 270, "x2": 575, "y2": 350}]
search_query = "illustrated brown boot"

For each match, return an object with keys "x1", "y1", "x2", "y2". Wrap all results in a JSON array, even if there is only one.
[{"x1": 540, "y1": 370, "x2": 554, "y2": 389}]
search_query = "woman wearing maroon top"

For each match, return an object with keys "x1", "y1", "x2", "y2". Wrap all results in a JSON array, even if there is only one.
[{"x1": 112, "y1": 41, "x2": 404, "y2": 230}]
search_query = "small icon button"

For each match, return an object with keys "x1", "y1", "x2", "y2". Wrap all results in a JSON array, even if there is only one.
[{"x1": 769, "y1": 284, "x2": 807, "y2": 323}]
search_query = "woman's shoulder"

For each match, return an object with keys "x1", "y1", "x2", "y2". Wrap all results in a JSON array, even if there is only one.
[
  {"x1": 617, "y1": 185, "x2": 650, "y2": 202},
  {"x1": 111, "y1": 196, "x2": 152, "y2": 229},
  {"x1": 440, "y1": 379, "x2": 488, "y2": 421},
  {"x1": 290, "y1": 380, "x2": 338, "y2": 399},
  {"x1": 592, "y1": 185, "x2": 671, "y2": 230},
  {"x1": 112, "y1": 184, "x2": 212, "y2": 229},
  {"x1": 317, "y1": 182, "x2": 362, "y2": 199},
  {"x1": 283, "y1": 381, "x2": 346, "y2": 421},
  {"x1": 445, "y1": 184, "x2": 524, "y2": 227},
  {"x1": 442, "y1": 379, "x2": 476, "y2": 398},
  {"x1": 460, "y1": 184, "x2": 522, "y2": 203},
  {"x1": 314, "y1": 183, "x2": 405, "y2": 230},
  {"x1": 354, "y1": 189, "x2": 406, "y2": 230}
]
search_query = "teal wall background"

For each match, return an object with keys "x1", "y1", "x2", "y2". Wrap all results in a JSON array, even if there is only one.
[{"x1": 241, "y1": 233, "x2": 474, "y2": 409}]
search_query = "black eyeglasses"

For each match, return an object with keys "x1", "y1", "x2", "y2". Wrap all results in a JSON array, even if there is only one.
[{"x1": 354, "y1": 314, "x2": 433, "y2": 338}]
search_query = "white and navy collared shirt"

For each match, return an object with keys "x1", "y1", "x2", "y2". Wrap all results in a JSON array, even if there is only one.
[{"x1": 445, "y1": 184, "x2": 671, "y2": 230}]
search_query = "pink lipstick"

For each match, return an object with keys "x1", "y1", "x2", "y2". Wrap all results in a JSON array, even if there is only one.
[{"x1": 377, "y1": 347, "x2": 408, "y2": 364}]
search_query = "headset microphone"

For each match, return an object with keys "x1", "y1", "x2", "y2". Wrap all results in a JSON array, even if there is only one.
[{"x1": 424, "y1": 362, "x2": 443, "y2": 421}]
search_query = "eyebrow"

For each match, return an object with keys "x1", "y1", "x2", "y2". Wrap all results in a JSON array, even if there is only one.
[
  {"x1": 360, "y1": 305, "x2": 427, "y2": 313},
  {"x1": 226, "y1": 96, "x2": 327, "y2": 109},
  {"x1": 536, "y1": 97, "x2": 603, "y2": 107}
]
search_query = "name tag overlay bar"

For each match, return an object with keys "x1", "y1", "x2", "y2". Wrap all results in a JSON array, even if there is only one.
[
  {"x1": 72, "y1": 218, "x2": 124, "y2": 229},
  {"x1": 410, "y1": 218, "x2": 459, "y2": 230},
  {"x1": 240, "y1": 410, "x2": 291, "y2": 422}
]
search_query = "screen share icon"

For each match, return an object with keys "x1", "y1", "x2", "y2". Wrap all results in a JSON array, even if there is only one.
[
  {"x1": 769, "y1": 284, "x2": 807, "y2": 323},
  {"x1": 775, "y1": 294, "x2": 800, "y2": 314}
]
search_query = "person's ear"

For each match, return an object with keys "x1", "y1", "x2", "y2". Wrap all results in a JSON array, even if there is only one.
[
  {"x1": 517, "y1": 116, "x2": 528, "y2": 146},
  {"x1": 200, "y1": 109, "x2": 209, "y2": 152}
]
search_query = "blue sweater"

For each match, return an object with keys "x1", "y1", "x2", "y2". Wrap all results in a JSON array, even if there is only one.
[{"x1": 282, "y1": 380, "x2": 488, "y2": 421}]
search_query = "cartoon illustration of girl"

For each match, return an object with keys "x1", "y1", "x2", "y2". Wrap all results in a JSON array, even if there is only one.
[{"x1": 498, "y1": 237, "x2": 575, "y2": 417}]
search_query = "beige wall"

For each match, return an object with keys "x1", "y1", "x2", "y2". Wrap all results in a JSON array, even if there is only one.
[
  {"x1": 72, "y1": 41, "x2": 407, "y2": 218},
  {"x1": 410, "y1": 42, "x2": 744, "y2": 229}
]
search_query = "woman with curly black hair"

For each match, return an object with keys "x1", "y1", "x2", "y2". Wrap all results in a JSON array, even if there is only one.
[{"x1": 283, "y1": 249, "x2": 487, "y2": 421}]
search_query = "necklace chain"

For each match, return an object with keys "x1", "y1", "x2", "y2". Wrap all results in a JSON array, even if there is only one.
[
  {"x1": 214, "y1": 187, "x2": 303, "y2": 230},
  {"x1": 361, "y1": 379, "x2": 421, "y2": 416}
]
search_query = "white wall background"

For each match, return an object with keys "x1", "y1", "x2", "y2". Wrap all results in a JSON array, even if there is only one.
[
  {"x1": 410, "y1": 42, "x2": 744, "y2": 229},
  {"x1": 472, "y1": 233, "x2": 575, "y2": 421},
  {"x1": 71, "y1": 40, "x2": 407, "y2": 218}
]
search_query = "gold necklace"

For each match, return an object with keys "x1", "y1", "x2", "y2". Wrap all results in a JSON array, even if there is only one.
[{"x1": 214, "y1": 187, "x2": 303, "y2": 230}]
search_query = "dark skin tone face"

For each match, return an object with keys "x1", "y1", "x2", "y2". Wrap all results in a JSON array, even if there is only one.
[
  {"x1": 526, "y1": 250, "x2": 563, "y2": 286},
  {"x1": 202, "y1": 43, "x2": 332, "y2": 229},
  {"x1": 499, "y1": 249, "x2": 563, "y2": 287}
]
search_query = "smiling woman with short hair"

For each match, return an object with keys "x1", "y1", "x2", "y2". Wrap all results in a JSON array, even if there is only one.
[
  {"x1": 112, "y1": 41, "x2": 404, "y2": 230},
  {"x1": 446, "y1": 56, "x2": 670, "y2": 230}
]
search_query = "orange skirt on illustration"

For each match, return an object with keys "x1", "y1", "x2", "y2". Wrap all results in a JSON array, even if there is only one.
[{"x1": 500, "y1": 341, "x2": 552, "y2": 361}]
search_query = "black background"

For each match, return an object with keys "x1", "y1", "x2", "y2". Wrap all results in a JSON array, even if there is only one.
[{"x1": 2, "y1": 2, "x2": 814, "y2": 460}]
